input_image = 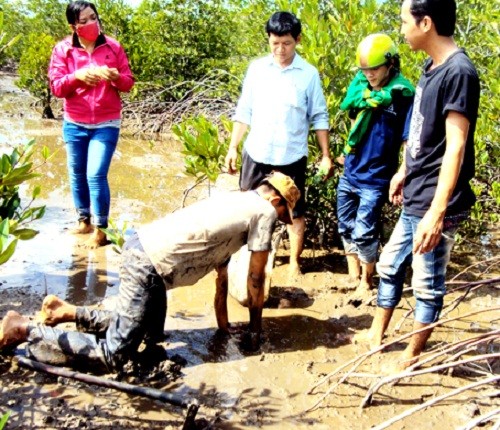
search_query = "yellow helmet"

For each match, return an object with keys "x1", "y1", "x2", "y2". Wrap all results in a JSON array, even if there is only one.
[{"x1": 356, "y1": 33, "x2": 397, "y2": 69}]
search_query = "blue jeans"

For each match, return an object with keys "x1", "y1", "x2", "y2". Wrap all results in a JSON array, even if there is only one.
[
  {"x1": 376, "y1": 210, "x2": 459, "y2": 324},
  {"x1": 63, "y1": 121, "x2": 120, "y2": 228},
  {"x1": 337, "y1": 175, "x2": 387, "y2": 263}
]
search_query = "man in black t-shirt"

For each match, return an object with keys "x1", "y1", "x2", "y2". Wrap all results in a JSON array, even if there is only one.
[{"x1": 353, "y1": 0, "x2": 480, "y2": 372}]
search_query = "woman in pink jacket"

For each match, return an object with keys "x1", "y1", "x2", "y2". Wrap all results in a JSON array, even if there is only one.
[{"x1": 49, "y1": 1, "x2": 134, "y2": 248}]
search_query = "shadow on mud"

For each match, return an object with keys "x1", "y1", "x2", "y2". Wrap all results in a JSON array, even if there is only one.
[{"x1": 164, "y1": 312, "x2": 372, "y2": 367}]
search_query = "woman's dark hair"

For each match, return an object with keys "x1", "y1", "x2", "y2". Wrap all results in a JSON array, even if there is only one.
[
  {"x1": 66, "y1": 1, "x2": 100, "y2": 25},
  {"x1": 409, "y1": 0, "x2": 456, "y2": 37},
  {"x1": 265, "y1": 11, "x2": 301, "y2": 40}
]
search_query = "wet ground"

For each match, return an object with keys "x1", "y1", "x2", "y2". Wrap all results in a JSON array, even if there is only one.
[{"x1": 0, "y1": 72, "x2": 499, "y2": 429}]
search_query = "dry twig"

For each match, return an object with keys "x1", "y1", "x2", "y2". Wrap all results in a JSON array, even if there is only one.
[
  {"x1": 305, "y1": 305, "x2": 500, "y2": 412},
  {"x1": 371, "y1": 375, "x2": 500, "y2": 430},
  {"x1": 361, "y1": 352, "x2": 500, "y2": 408},
  {"x1": 455, "y1": 407, "x2": 500, "y2": 430}
]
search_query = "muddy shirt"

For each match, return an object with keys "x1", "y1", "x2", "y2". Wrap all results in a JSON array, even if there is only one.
[{"x1": 138, "y1": 191, "x2": 276, "y2": 288}]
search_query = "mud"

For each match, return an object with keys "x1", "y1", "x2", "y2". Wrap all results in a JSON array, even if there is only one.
[{"x1": 1, "y1": 72, "x2": 499, "y2": 429}]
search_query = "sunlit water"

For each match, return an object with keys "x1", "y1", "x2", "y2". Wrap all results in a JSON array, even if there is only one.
[{"x1": 0, "y1": 73, "x2": 193, "y2": 303}]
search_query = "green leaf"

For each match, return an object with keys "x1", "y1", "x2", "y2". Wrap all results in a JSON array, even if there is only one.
[
  {"x1": 12, "y1": 228, "x2": 39, "y2": 240},
  {"x1": 0, "y1": 411, "x2": 11, "y2": 429},
  {"x1": 0, "y1": 238, "x2": 17, "y2": 265}
]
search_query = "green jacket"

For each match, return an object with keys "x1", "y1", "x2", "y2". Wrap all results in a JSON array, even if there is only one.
[{"x1": 340, "y1": 71, "x2": 415, "y2": 155}]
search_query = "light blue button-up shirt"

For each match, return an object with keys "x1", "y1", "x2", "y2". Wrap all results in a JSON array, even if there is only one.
[{"x1": 233, "y1": 53, "x2": 330, "y2": 165}]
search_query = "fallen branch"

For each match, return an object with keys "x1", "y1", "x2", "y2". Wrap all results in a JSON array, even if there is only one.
[
  {"x1": 405, "y1": 330, "x2": 500, "y2": 373},
  {"x1": 449, "y1": 255, "x2": 500, "y2": 282},
  {"x1": 392, "y1": 277, "x2": 500, "y2": 328},
  {"x1": 305, "y1": 305, "x2": 500, "y2": 412},
  {"x1": 15, "y1": 356, "x2": 200, "y2": 429},
  {"x1": 361, "y1": 353, "x2": 500, "y2": 408},
  {"x1": 371, "y1": 375, "x2": 500, "y2": 430},
  {"x1": 455, "y1": 407, "x2": 500, "y2": 430},
  {"x1": 442, "y1": 277, "x2": 500, "y2": 317}
]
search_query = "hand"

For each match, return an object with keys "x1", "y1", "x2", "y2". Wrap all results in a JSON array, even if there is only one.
[
  {"x1": 225, "y1": 147, "x2": 238, "y2": 175},
  {"x1": 74, "y1": 67, "x2": 102, "y2": 86},
  {"x1": 389, "y1": 171, "x2": 405, "y2": 206},
  {"x1": 317, "y1": 155, "x2": 334, "y2": 180},
  {"x1": 413, "y1": 209, "x2": 444, "y2": 254},
  {"x1": 98, "y1": 66, "x2": 120, "y2": 82}
]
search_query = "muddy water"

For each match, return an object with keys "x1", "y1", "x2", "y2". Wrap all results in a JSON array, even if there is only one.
[
  {"x1": 1, "y1": 73, "x2": 499, "y2": 429},
  {"x1": 0, "y1": 74, "x2": 192, "y2": 303}
]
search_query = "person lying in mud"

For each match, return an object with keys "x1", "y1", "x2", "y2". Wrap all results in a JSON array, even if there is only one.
[{"x1": 0, "y1": 172, "x2": 300, "y2": 372}]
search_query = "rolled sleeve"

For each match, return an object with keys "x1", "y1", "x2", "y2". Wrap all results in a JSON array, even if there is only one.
[
  {"x1": 308, "y1": 71, "x2": 329, "y2": 130},
  {"x1": 232, "y1": 65, "x2": 254, "y2": 125}
]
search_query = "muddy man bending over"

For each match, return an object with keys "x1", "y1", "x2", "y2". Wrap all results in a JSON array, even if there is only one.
[{"x1": 0, "y1": 172, "x2": 299, "y2": 372}]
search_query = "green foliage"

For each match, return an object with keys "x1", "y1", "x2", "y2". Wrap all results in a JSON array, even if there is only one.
[
  {"x1": 97, "y1": 0, "x2": 134, "y2": 39},
  {"x1": 455, "y1": 0, "x2": 500, "y2": 233},
  {"x1": 276, "y1": 0, "x2": 408, "y2": 245},
  {"x1": 125, "y1": 0, "x2": 239, "y2": 97},
  {"x1": 17, "y1": 32, "x2": 56, "y2": 118},
  {"x1": 100, "y1": 218, "x2": 128, "y2": 254},
  {"x1": 172, "y1": 115, "x2": 232, "y2": 183},
  {"x1": 3, "y1": 0, "x2": 499, "y2": 242},
  {"x1": 0, "y1": 0, "x2": 67, "y2": 62},
  {"x1": 0, "y1": 411, "x2": 10, "y2": 430},
  {"x1": 0, "y1": 140, "x2": 51, "y2": 265},
  {"x1": 0, "y1": 2, "x2": 28, "y2": 63},
  {"x1": 0, "y1": 10, "x2": 21, "y2": 62}
]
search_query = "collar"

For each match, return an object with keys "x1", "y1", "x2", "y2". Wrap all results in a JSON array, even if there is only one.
[
  {"x1": 265, "y1": 52, "x2": 304, "y2": 70},
  {"x1": 72, "y1": 33, "x2": 106, "y2": 49}
]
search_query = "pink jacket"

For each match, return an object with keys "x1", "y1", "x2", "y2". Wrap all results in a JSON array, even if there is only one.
[{"x1": 49, "y1": 35, "x2": 134, "y2": 124}]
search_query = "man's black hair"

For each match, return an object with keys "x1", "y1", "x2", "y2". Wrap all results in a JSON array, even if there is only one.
[
  {"x1": 265, "y1": 11, "x2": 301, "y2": 40},
  {"x1": 66, "y1": 1, "x2": 100, "y2": 25},
  {"x1": 409, "y1": 0, "x2": 456, "y2": 37}
]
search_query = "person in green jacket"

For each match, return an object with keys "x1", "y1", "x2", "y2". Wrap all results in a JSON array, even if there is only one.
[{"x1": 337, "y1": 34, "x2": 414, "y2": 295}]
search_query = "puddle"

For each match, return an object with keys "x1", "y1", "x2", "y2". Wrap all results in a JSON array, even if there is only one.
[{"x1": 0, "y1": 74, "x2": 192, "y2": 302}]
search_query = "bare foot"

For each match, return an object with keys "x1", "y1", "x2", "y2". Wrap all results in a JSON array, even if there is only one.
[
  {"x1": 79, "y1": 229, "x2": 108, "y2": 249},
  {"x1": 351, "y1": 329, "x2": 383, "y2": 350},
  {"x1": 218, "y1": 323, "x2": 245, "y2": 335},
  {"x1": 384, "y1": 353, "x2": 419, "y2": 374},
  {"x1": 71, "y1": 221, "x2": 93, "y2": 235},
  {"x1": 40, "y1": 295, "x2": 76, "y2": 326},
  {"x1": 288, "y1": 262, "x2": 302, "y2": 281},
  {"x1": 0, "y1": 311, "x2": 29, "y2": 350},
  {"x1": 358, "y1": 279, "x2": 372, "y2": 291}
]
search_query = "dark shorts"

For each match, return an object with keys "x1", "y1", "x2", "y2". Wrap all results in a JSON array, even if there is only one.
[{"x1": 240, "y1": 149, "x2": 307, "y2": 218}]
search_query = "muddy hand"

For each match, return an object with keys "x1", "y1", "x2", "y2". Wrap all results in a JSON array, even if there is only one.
[{"x1": 239, "y1": 331, "x2": 261, "y2": 352}]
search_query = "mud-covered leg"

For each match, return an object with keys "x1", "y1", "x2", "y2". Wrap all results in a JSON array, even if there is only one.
[
  {"x1": 242, "y1": 250, "x2": 269, "y2": 351},
  {"x1": 247, "y1": 277, "x2": 264, "y2": 334},
  {"x1": 214, "y1": 264, "x2": 230, "y2": 332}
]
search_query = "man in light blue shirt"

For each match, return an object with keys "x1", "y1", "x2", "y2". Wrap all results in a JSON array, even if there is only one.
[{"x1": 225, "y1": 11, "x2": 332, "y2": 278}]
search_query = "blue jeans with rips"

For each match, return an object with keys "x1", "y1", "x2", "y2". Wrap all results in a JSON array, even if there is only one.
[
  {"x1": 376, "y1": 210, "x2": 459, "y2": 324},
  {"x1": 63, "y1": 121, "x2": 120, "y2": 228},
  {"x1": 337, "y1": 175, "x2": 387, "y2": 264},
  {"x1": 25, "y1": 233, "x2": 167, "y2": 372}
]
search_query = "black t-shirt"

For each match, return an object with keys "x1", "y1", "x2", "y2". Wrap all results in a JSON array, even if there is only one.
[{"x1": 403, "y1": 49, "x2": 480, "y2": 216}]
